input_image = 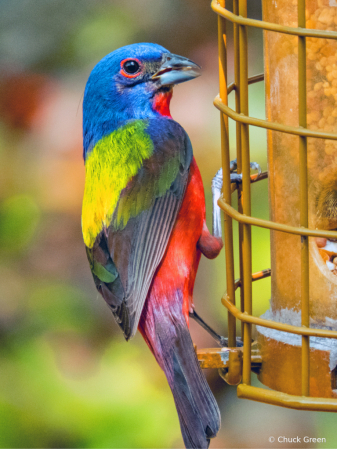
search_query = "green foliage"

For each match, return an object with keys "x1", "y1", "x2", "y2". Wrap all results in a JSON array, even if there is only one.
[
  {"x1": 0, "y1": 195, "x2": 40, "y2": 254},
  {"x1": 315, "y1": 412, "x2": 337, "y2": 449},
  {"x1": 27, "y1": 283, "x2": 97, "y2": 334},
  {"x1": 0, "y1": 278, "x2": 181, "y2": 448}
]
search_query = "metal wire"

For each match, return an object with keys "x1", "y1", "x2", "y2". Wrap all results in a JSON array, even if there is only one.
[
  {"x1": 238, "y1": 0, "x2": 252, "y2": 387},
  {"x1": 218, "y1": 0, "x2": 236, "y2": 349},
  {"x1": 298, "y1": 0, "x2": 310, "y2": 398},
  {"x1": 214, "y1": 96, "x2": 337, "y2": 140},
  {"x1": 211, "y1": 0, "x2": 337, "y2": 39},
  {"x1": 213, "y1": 0, "x2": 337, "y2": 409}
]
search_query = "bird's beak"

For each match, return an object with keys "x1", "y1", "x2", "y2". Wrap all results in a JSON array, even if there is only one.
[{"x1": 152, "y1": 53, "x2": 201, "y2": 86}]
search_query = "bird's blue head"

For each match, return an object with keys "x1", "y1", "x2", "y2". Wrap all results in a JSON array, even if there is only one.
[{"x1": 83, "y1": 43, "x2": 201, "y2": 157}]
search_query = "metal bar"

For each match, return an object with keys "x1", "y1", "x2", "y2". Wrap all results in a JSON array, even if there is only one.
[
  {"x1": 218, "y1": 197, "x2": 337, "y2": 239},
  {"x1": 239, "y1": 0, "x2": 252, "y2": 386},
  {"x1": 233, "y1": 268, "x2": 271, "y2": 291},
  {"x1": 233, "y1": 0, "x2": 241, "y2": 175},
  {"x1": 218, "y1": 0, "x2": 236, "y2": 348},
  {"x1": 214, "y1": 96, "x2": 337, "y2": 140},
  {"x1": 222, "y1": 296, "x2": 337, "y2": 339},
  {"x1": 197, "y1": 347, "x2": 262, "y2": 370},
  {"x1": 230, "y1": 172, "x2": 269, "y2": 197},
  {"x1": 211, "y1": 0, "x2": 337, "y2": 40},
  {"x1": 233, "y1": 0, "x2": 245, "y2": 336},
  {"x1": 252, "y1": 268, "x2": 271, "y2": 282},
  {"x1": 237, "y1": 385, "x2": 337, "y2": 411},
  {"x1": 298, "y1": 0, "x2": 310, "y2": 398},
  {"x1": 227, "y1": 73, "x2": 264, "y2": 95}
]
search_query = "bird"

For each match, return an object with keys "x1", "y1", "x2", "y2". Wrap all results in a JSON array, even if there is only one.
[{"x1": 81, "y1": 43, "x2": 223, "y2": 449}]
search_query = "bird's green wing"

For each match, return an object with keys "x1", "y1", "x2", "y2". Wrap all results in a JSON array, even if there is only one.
[{"x1": 82, "y1": 118, "x2": 193, "y2": 340}]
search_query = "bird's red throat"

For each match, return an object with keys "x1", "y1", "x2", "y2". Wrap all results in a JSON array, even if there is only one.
[{"x1": 153, "y1": 89, "x2": 173, "y2": 118}]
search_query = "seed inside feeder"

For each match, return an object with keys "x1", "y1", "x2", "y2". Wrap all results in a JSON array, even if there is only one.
[{"x1": 316, "y1": 237, "x2": 337, "y2": 273}]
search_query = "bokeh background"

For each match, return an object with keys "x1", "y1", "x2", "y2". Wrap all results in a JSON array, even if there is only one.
[{"x1": 0, "y1": 0, "x2": 336, "y2": 448}]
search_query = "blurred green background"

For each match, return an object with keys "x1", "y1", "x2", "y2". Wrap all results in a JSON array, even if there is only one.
[{"x1": 0, "y1": 0, "x2": 336, "y2": 448}]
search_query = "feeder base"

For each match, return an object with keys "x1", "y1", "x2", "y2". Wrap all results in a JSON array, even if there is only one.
[{"x1": 257, "y1": 332, "x2": 337, "y2": 398}]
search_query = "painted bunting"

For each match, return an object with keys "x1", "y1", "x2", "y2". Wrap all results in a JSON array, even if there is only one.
[{"x1": 82, "y1": 43, "x2": 223, "y2": 448}]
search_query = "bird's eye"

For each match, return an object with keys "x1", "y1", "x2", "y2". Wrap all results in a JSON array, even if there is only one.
[{"x1": 122, "y1": 59, "x2": 141, "y2": 76}]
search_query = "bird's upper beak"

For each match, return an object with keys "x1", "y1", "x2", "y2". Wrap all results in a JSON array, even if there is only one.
[{"x1": 152, "y1": 53, "x2": 201, "y2": 86}]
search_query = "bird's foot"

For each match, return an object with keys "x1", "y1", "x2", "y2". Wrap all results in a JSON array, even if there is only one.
[
  {"x1": 211, "y1": 169, "x2": 223, "y2": 238},
  {"x1": 228, "y1": 159, "x2": 262, "y2": 184},
  {"x1": 211, "y1": 160, "x2": 261, "y2": 237}
]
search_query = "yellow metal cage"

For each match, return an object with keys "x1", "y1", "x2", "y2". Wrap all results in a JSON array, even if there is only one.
[{"x1": 197, "y1": 0, "x2": 337, "y2": 412}]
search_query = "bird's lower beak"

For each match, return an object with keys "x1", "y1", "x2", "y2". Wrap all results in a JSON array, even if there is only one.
[{"x1": 152, "y1": 53, "x2": 201, "y2": 86}]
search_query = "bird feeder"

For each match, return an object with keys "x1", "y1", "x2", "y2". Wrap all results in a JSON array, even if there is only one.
[{"x1": 197, "y1": 0, "x2": 337, "y2": 411}]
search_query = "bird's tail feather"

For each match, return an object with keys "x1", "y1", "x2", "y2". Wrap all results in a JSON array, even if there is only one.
[{"x1": 139, "y1": 292, "x2": 221, "y2": 449}]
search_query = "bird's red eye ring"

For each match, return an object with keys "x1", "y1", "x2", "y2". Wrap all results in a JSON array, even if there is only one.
[{"x1": 120, "y1": 58, "x2": 142, "y2": 78}]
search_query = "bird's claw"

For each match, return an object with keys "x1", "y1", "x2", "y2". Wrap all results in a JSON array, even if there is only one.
[
  {"x1": 249, "y1": 161, "x2": 262, "y2": 176},
  {"x1": 229, "y1": 160, "x2": 262, "y2": 184},
  {"x1": 229, "y1": 158, "x2": 237, "y2": 172},
  {"x1": 213, "y1": 160, "x2": 262, "y2": 187},
  {"x1": 212, "y1": 159, "x2": 261, "y2": 239}
]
